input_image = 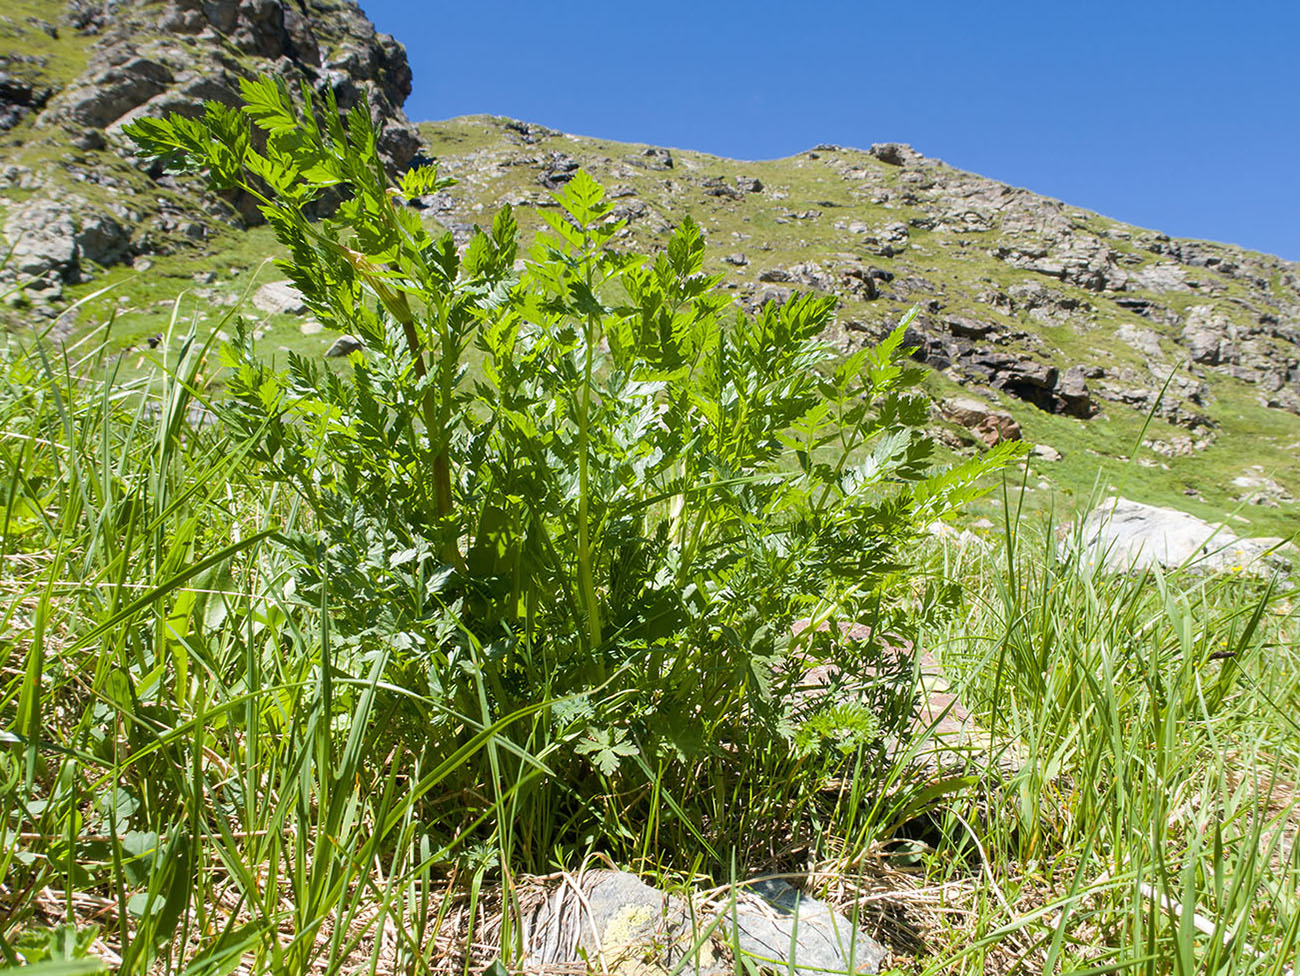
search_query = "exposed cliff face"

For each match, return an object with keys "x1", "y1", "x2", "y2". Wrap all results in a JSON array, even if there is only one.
[
  {"x1": 0, "y1": 0, "x2": 418, "y2": 298},
  {"x1": 42, "y1": 0, "x2": 418, "y2": 166}
]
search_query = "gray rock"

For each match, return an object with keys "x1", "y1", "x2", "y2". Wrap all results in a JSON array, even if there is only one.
[
  {"x1": 537, "y1": 150, "x2": 579, "y2": 189},
  {"x1": 723, "y1": 253, "x2": 748, "y2": 266},
  {"x1": 76, "y1": 213, "x2": 131, "y2": 266},
  {"x1": 522, "y1": 870, "x2": 725, "y2": 976},
  {"x1": 868, "y1": 142, "x2": 921, "y2": 166},
  {"x1": 1129, "y1": 262, "x2": 1192, "y2": 293},
  {"x1": 1055, "y1": 365, "x2": 1096, "y2": 418},
  {"x1": 1230, "y1": 470, "x2": 1294, "y2": 507},
  {"x1": 702, "y1": 176, "x2": 743, "y2": 200},
  {"x1": 55, "y1": 56, "x2": 174, "y2": 129},
  {"x1": 1032, "y1": 443, "x2": 1063, "y2": 461},
  {"x1": 993, "y1": 239, "x2": 1126, "y2": 291},
  {"x1": 325, "y1": 335, "x2": 364, "y2": 358},
  {"x1": 38, "y1": 0, "x2": 420, "y2": 173},
  {"x1": 520, "y1": 872, "x2": 886, "y2": 976},
  {"x1": 750, "y1": 284, "x2": 793, "y2": 309},
  {"x1": 1179, "y1": 305, "x2": 1237, "y2": 365},
  {"x1": 3, "y1": 199, "x2": 79, "y2": 278},
  {"x1": 945, "y1": 316, "x2": 996, "y2": 339},
  {"x1": 629, "y1": 146, "x2": 674, "y2": 170},
  {"x1": 1077, "y1": 497, "x2": 1294, "y2": 576},
  {"x1": 70, "y1": 128, "x2": 107, "y2": 151},
  {"x1": 736, "y1": 175, "x2": 763, "y2": 193},
  {"x1": 0, "y1": 72, "x2": 52, "y2": 131},
  {"x1": 252, "y1": 280, "x2": 307, "y2": 315},
  {"x1": 1116, "y1": 323, "x2": 1166, "y2": 361},
  {"x1": 723, "y1": 879, "x2": 886, "y2": 976}
]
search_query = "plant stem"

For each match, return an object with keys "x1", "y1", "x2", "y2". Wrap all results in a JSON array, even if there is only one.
[
  {"x1": 396, "y1": 310, "x2": 460, "y2": 569},
  {"x1": 577, "y1": 313, "x2": 603, "y2": 662}
]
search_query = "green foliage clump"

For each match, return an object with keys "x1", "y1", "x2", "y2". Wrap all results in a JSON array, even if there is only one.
[{"x1": 126, "y1": 79, "x2": 1021, "y2": 863}]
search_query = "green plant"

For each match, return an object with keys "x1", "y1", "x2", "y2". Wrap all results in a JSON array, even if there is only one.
[{"x1": 125, "y1": 77, "x2": 1021, "y2": 870}]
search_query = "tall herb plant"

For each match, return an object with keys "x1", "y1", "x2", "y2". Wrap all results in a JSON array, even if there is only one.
[{"x1": 126, "y1": 79, "x2": 1021, "y2": 866}]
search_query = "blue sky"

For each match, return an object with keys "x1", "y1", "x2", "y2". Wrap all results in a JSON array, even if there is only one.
[{"x1": 359, "y1": 1, "x2": 1300, "y2": 261}]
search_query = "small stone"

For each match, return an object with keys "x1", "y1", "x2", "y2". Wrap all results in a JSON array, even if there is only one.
[
  {"x1": 299, "y1": 320, "x2": 324, "y2": 336},
  {"x1": 325, "y1": 335, "x2": 364, "y2": 358},
  {"x1": 1031, "y1": 444, "x2": 1063, "y2": 461},
  {"x1": 723, "y1": 253, "x2": 748, "y2": 266}
]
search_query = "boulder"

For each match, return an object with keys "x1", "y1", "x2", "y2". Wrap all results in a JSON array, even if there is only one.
[
  {"x1": 1054, "y1": 364, "x2": 1096, "y2": 418},
  {"x1": 1230, "y1": 470, "x2": 1293, "y2": 507},
  {"x1": 723, "y1": 879, "x2": 887, "y2": 976},
  {"x1": 993, "y1": 239, "x2": 1126, "y2": 292},
  {"x1": 3, "y1": 199, "x2": 79, "y2": 278},
  {"x1": 868, "y1": 142, "x2": 921, "y2": 166},
  {"x1": 55, "y1": 56, "x2": 175, "y2": 129},
  {"x1": 520, "y1": 871, "x2": 886, "y2": 976},
  {"x1": 537, "y1": 151, "x2": 579, "y2": 189},
  {"x1": 628, "y1": 146, "x2": 674, "y2": 170},
  {"x1": 1179, "y1": 305, "x2": 1237, "y2": 365},
  {"x1": 325, "y1": 334, "x2": 364, "y2": 358},
  {"x1": 1128, "y1": 262, "x2": 1192, "y2": 293},
  {"x1": 76, "y1": 213, "x2": 131, "y2": 266},
  {"x1": 251, "y1": 280, "x2": 307, "y2": 315},
  {"x1": 522, "y1": 870, "x2": 725, "y2": 976},
  {"x1": 940, "y1": 396, "x2": 1022, "y2": 447},
  {"x1": 702, "y1": 176, "x2": 743, "y2": 200},
  {"x1": 1116, "y1": 323, "x2": 1165, "y2": 361},
  {"x1": 1077, "y1": 497, "x2": 1294, "y2": 575},
  {"x1": 0, "y1": 72, "x2": 52, "y2": 131}
]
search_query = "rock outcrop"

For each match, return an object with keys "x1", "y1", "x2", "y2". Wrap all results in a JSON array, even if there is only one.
[
  {"x1": 0, "y1": 0, "x2": 422, "y2": 298},
  {"x1": 1076, "y1": 497, "x2": 1294, "y2": 576},
  {"x1": 39, "y1": 0, "x2": 417, "y2": 169},
  {"x1": 939, "y1": 396, "x2": 1022, "y2": 447}
]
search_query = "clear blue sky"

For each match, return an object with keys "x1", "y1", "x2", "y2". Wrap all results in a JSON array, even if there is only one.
[{"x1": 359, "y1": 1, "x2": 1300, "y2": 262}]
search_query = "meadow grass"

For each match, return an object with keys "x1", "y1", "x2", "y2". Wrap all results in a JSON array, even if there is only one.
[{"x1": 0, "y1": 314, "x2": 1296, "y2": 975}]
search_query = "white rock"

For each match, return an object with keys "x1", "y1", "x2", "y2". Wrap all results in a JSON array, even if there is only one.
[
  {"x1": 252, "y1": 280, "x2": 307, "y2": 315},
  {"x1": 928, "y1": 521, "x2": 991, "y2": 552},
  {"x1": 1076, "y1": 497, "x2": 1293, "y2": 575}
]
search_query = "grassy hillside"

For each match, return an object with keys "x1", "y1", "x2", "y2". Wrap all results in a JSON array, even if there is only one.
[
  {"x1": 0, "y1": 7, "x2": 1298, "y2": 974},
  {"x1": 12, "y1": 111, "x2": 1294, "y2": 537}
]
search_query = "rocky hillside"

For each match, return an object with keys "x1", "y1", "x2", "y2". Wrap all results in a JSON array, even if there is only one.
[{"x1": 1, "y1": 2, "x2": 1298, "y2": 534}]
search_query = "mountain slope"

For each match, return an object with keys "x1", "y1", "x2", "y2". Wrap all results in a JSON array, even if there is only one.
[{"x1": 1, "y1": 2, "x2": 1297, "y2": 534}]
